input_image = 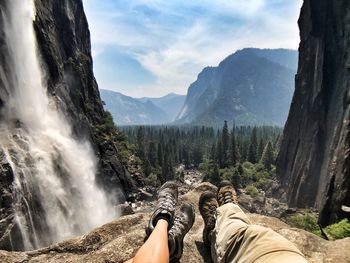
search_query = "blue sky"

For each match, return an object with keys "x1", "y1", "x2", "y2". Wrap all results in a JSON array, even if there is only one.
[{"x1": 83, "y1": 0, "x2": 303, "y2": 97}]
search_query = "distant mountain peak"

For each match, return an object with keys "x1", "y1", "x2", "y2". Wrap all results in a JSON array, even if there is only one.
[
  {"x1": 100, "y1": 89, "x2": 185, "y2": 125},
  {"x1": 175, "y1": 48, "x2": 298, "y2": 126}
]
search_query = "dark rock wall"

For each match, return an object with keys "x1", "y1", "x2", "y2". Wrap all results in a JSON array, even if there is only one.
[
  {"x1": 32, "y1": 0, "x2": 135, "y2": 199},
  {"x1": 0, "y1": 0, "x2": 136, "y2": 250},
  {"x1": 276, "y1": 0, "x2": 350, "y2": 225}
]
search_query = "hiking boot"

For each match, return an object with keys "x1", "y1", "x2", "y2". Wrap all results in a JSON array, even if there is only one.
[
  {"x1": 217, "y1": 180, "x2": 238, "y2": 206},
  {"x1": 168, "y1": 203, "x2": 195, "y2": 262},
  {"x1": 146, "y1": 181, "x2": 178, "y2": 237},
  {"x1": 199, "y1": 191, "x2": 218, "y2": 247}
]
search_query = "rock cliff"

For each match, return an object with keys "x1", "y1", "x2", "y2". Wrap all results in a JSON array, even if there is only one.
[
  {"x1": 0, "y1": 0, "x2": 136, "y2": 250},
  {"x1": 276, "y1": 0, "x2": 350, "y2": 225},
  {"x1": 1, "y1": 183, "x2": 349, "y2": 263},
  {"x1": 175, "y1": 48, "x2": 297, "y2": 126},
  {"x1": 33, "y1": 0, "x2": 135, "y2": 199}
]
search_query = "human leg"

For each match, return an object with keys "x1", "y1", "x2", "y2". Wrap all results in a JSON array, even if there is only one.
[
  {"x1": 214, "y1": 181, "x2": 308, "y2": 263},
  {"x1": 125, "y1": 182, "x2": 195, "y2": 263},
  {"x1": 131, "y1": 219, "x2": 170, "y2": 263}
]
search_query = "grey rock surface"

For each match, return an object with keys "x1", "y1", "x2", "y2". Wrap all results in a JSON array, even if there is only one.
[
  {"x1": 276, "y1": 0, "x2": 350, "y2": 225},
  {"x1": 1, "y1": 183, "x2": 349, "y2": 263},
  {"x1": 0, "y1": 0, "x2": 136, "y2": 250},
  {"x1": 175, "y1": 48, "x2": 297, "y2": 126}
]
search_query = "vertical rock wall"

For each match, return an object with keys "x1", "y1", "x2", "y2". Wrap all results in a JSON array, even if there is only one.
[
  {"x1": 277, "y1": 0, "x2": 350, "y2": 225},
  {"x1": 0, "y1": 0, "x2": 136, "y2": 250},
  {"x1": 32, "y1": 0, "x2": 135, "y2": 200}
]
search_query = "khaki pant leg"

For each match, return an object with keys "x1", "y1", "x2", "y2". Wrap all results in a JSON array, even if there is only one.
[{"x1": 211, "y1": 203, "x2": 308, "y2": 263}]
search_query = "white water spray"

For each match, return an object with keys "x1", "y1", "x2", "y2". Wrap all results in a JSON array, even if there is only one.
[{"x1": 0, "y1": 0, "x2": 116, "y2": 250}]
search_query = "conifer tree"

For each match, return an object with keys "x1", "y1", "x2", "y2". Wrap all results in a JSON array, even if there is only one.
[
  {"x1": 260, "y1": 141, "x2": 275, "y2": 170},
  {"x1": 248, "y1": 127, "x2": 258, "y2": 163},
  {"x1": 210, "y1": 143, "x2": 216, "y2": 160},
  {"x1": 157, "y1": 143, "x2": 163, "y2": 167},
  {"x1": 209, "y1": 162, "x2": 221, "y2": 185},
  {"x1": 183, "y1": 146, "x2": 191, "y2": 168},
  {"x1": 136, "y1": 126, "x2": 146, "y2": 161},
  {"x1": 216, "y1": 141, "x2": 224, "y2": 168},
  {"x1": 257, "y1": 138, "x2": 264, "y2": 161},
  {"x1": 148, "y1": 142, "x2": 158, "y2": 167},
  {"x1": 144, "y1": 159, "x2": 152, "y2": 176},
  {"x1": 221, "y1": 121, "x2": 230, "y2": 167},
  {"x1": 192, "y1": 145, "x2": 203, "y2": 167},
  {"x1": 229, "y1": 127, "x2": 239, "y2": 166}
]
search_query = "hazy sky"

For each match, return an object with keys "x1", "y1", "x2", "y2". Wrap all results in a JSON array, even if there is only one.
[{"x1": 83, "y1": 0, "x2": 303, "y2": 98}]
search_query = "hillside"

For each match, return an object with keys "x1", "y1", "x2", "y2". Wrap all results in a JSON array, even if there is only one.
[
  {"x1": 101, "y1": 90, "x2": 185, "y2": 125},
  {"x1": 175, "y1": 48, "x2": 298, "y2": 126},
  {"x1": 138, "y1": 93, "x2": 186, "y2": 122}
]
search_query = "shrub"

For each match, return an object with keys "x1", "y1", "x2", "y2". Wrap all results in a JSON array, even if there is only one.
[
  {"x1": 245, "y1": 185, "x2": 259, "y2": 198},
  {"x1": 145, "y1": 173, "x2": 160, "y2": 187},
  {"x1": 325, "y1": 219, "x2": 350, "y2": 240},
  {"x1": 254, "y1": 178, "x2": 273, "y2": 191},
  {"x1": 288, "y1": 214, "x2": 321, "y2": 237}
]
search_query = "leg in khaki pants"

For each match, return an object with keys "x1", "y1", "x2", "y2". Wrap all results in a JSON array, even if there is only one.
[{"x1": 211, "y1": 203, "x2": 309, "y2": 263}]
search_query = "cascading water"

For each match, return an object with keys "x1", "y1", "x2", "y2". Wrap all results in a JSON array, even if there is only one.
[{"x1": 0, "y1": 0, "x2": 116, "y2": 250}]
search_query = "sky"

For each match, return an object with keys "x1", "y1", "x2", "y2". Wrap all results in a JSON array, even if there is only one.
[{"x1": 83, "y1": 0, "x2": 303, "y2": 98}]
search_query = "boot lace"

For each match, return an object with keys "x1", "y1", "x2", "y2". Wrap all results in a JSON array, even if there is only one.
[
  {"x1": 157, "y1": 191, "x2": 176, "y2": 212},
  {"x1": 169, "y1": 213, "x2": 186, "y2": 238},
  {"x1": 206, "y1": 204, "x2": 217, "y2": 229},
  {"x1": 218, "y1": 190, "x2": 234, "y2": 205}
]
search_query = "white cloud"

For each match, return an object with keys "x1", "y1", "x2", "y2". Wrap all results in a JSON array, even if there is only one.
[{"x1": 84, "y1": 0, "x2": 303, "y2": 97}]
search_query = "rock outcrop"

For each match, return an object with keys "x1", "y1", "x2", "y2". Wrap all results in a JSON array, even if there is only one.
[
  {"x1": 1, "y1": 183, "x2": 349, "y2": 263},
  {"x1": 276, "y1": 0, "x2": 350, "y2": 225}
]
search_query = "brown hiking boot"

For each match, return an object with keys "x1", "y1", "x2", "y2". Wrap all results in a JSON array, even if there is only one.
[
  {"x1": 217, "y1": 180, "x2": 238, "y2": 206},
  {"x1": 199, "y1": 191, "x2": 218, "y2": 247},
  {"x1": 168, "y1": 203, "x2": 195, "y2": 262},
  {"x1": 146, "y1": 181, "x2": 178, "y2": 237}
]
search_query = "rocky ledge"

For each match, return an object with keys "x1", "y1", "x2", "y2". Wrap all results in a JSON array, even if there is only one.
[{"x1": 1, "y1": 183, "x2": 350, "y2": 263}]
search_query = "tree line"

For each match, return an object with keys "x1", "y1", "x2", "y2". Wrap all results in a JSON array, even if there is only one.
[{"x1": 122, "y1": 122, "x2": 281, "y2": 188}]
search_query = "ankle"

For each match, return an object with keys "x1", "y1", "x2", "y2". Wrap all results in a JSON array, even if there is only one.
[{"x1": 156, "y1": 218, "x2": 169, "y2": 229}]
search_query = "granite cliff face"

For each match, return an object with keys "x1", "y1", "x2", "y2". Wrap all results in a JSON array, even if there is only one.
[
  {"x1": 276, "y1": 0, "x2": 350, "y2": 225},
  {"x1": 0, "y1": 0, "x2": 135, "y2": 250},
  {"x1": 175, "y1": 48, "x2": 298, "y2": 126},
  {"x1": 33, "y1": 0, "x2": 135, "y2": 198}
]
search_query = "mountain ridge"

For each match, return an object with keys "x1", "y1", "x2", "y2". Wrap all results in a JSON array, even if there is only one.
[
  {"x1": 175, "y1": 48, "x2": 298, "y2": 126},
  {"x1": 100, "y1": 89, "x2": 185, "y2": 125}
]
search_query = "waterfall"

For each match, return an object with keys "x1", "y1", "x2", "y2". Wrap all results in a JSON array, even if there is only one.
[{"x1": 0, "y1": 0, "x2": 116, "y2": 250}]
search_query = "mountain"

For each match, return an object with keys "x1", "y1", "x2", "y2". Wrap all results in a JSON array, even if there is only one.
[
  {"x1": 276, "y1": 0, "x2": 350, "y2": 225},
  {"x1": 175, "y1": 48, "x2": 298, "y2": 126},
  {"x1": 138, "y1": 93, "x2": 186, "y2": 121},
  {"x1": 100, "y1": 89, "x2": 169, "y2": 125},
  {"x1": 100, "y1": 90, "x2": 185, "y2": 125}
]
